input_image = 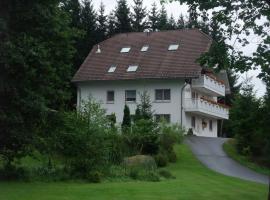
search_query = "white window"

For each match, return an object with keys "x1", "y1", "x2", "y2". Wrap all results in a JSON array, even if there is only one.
[
  {"x1": 155, "y1": 114, "x2": 171, "y2": 123},
  {"x1": 120, "y1": 47, "x2": 131, "y2": 53},
  {"x1": 155, "y1": 89, "x2": 171, "y2": 101},
  {"x1": 168, "y1": 44, "x2": 179, "y2": 51},
  {"x1": 108, "y1": 65, "x2": 117, "y2": 73},
  {"x1": 127, "y1": 65, "x2": 138, "y2": 72},
  {"x1": 107, "y1": 91, "x2": 114, "y2": 103},
  {"x1": 125, "y1": 90, "x2": 136, "y2": 102},
  {"x1": 141, "y1": 45, "x2": 149, "y2": 52}
]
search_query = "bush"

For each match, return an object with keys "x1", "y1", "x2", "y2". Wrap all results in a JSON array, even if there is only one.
[
  {"x1": 167, "y1": 151, "x2": 177, "y2": 163},
  {"x1": 187, "y1": 128, "x2": 193, "y2": 135},
  {"x1": 128, "y1": 167, "x2": 160, "y2": 182},
  {"x1": 158, "y1": 169, "x2": 175, "y2": 179},
  {"x1": 86, "y1": 171, "x2": 103, "y2": 183},
  {"x1": 123, "y1": 155, "x2": 157, "y2": 170},
  {"x1": 154, "y1": 153, "x2": 168, "y2": 167},
  {"x1": 0, "y1": 164, "x2": 29, "y2": 180}
]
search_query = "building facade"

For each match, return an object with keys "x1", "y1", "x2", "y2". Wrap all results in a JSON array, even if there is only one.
[{"x1": 73, "y1": 29, "x2": 230, "y2": 137}]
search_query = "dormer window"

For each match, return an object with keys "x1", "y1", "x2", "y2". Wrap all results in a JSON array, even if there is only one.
[
  {"x1": 127, "y1": 65, "x2": 138, "y2": 72},
  {"x1": 108, "y1": 65, "x2": 117, "y2": 73},
  {"x1": 141, "y1": 45, "x2": 149, "y2": 52},
  {"x1": 168, "y1": 44, "x2": 179, "y2": 51},
  {"x1": 120, "y1": 47, "x2": 131, "y2": 53}
]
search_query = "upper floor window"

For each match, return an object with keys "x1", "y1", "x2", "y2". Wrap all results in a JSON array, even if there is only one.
[
  {"x1": 155, "y1": 89, "x2": 171, "y2": 101},
  {"x1": 107, "y1": 91, "x2": 114, "y2": 103},
  {"x1": 141, "y1": 45, "x2": 149, "y2": 52},
  {"x1": 125, "y1": 90, "x2": 136, "y2": 102},
  {"x1": 168, "y1": 44, "x2": 179, "y2": 51},
  {"x1": 108, "y1": 65, "x2": 117, "y2": 73},
  {"x1": 155, "y1": 114, "x2": 171, "y2": 123},
  {"x1": 120, "y1": 47, "x2": 131, "y2": 53},
  {"x1": 127, "y1": 65, "x2": 138, "y2": 72}
]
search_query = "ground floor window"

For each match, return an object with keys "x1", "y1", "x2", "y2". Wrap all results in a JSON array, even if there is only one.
[
  {"x1": 191, "y1": 116, "x2": 196, "y2": 128},
  {"x1": 107, "y1": 91, "x2": 114, "y2": 102},
  {"x1": 125, "y1": 90, "x2": 136, "y2": 102},
  {"x1": 155, "y1": 114, "x2": 171, "y2": 123}
]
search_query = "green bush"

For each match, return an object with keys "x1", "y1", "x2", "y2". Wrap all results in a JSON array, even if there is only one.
[
  {"x1": 86, "y1": 171, "x2": 103, "y2": 183},
  {"x1": 158, "y1": 169, "x2": 175, "y2": 179},
  {"x1": 123, "y1": 155, "x2": 157, "y2": 170},
  {"x1": 167, "y1": 151, "x2": 177, "y2": 163},
  {"x1": 154, "y1": 153, "x2": 168, "y2": 167}
]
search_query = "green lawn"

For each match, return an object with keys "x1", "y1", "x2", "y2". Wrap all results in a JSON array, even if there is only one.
[
  {"x1": 223, "y1": 139, "x2": 270, "y2": 176},
  {"x1": 0, "y1": 144, "x2": 268, "y2": 200}
]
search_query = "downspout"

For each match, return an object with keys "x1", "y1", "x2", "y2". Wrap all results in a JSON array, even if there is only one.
[{"x1": 180, "y1": 78, "x2": 192, "y2": 127}]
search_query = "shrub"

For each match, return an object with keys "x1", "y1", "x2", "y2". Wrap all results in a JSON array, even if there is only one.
[
  {"x1": 158, "y1": 169, "x2": 175, "y2": 179},
  {"x1": 128, "y1": 167, "x2": 160, "y2": 182},
  {"x1": 0, "y1": 164, "x2": 29, "y2": 180},
  {"x1": 123, "y1": 155, "x2": 157, "y2": 170},
  {"x1": 167, "y1": 151, "x2": 177, "y2": 163},
  {"x1": 86, "y1": 171, "x2": 103, "y2": 183},
  {"x1": 154, "y1": 153, "x2": 168, "y2": 167},
  {"x1": 187, "y1": 128, "x2": 193, "y2": 135}
]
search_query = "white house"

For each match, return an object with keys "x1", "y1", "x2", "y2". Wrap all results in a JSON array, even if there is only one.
[{"x1": 72, "y1": 29, "x2": 230, "y2": 137}]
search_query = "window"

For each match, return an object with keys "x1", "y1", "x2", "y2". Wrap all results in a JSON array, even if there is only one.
[
  {"x1": 125, "y1": 90, "x2": 136, "y2": 102},
  {"x1": 141, "y1": 45, "x2": 149, "y2": 52},
  {"x1": 108, "y1": 65, "x2": 117, "y2": 73},
  {"x1": 127, "y1": 65, "x2": 138, "y2": 72},
  {"x1": 107, "y1": 91, "x2": 114, "y2": 102},
  {"x1": 155, "y1": 89, "x2": 171, "y2": 101},
  {"x1": 168, "y1": 44, "x2": 179, "y2": 51},
  {"x1": 120, "y1": 47, "x2": 131, "y2": 53},
  {"x1": 209, "y1": 120, "x2": 213, "y2": 131},
  {"x1": 155, "y1": 114, "x2": 171, "y2": 123},
  {"x1": 191, "y1": 116, "x2": 196, "y2": 128}
]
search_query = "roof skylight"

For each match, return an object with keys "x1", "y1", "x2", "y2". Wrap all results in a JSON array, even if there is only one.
[
  {"x1": 120, "y1": 47, "x2": 131, "y2": 53},
  {"x1": 127, "y1": 65, "x2": 138, "y2": 72},
  {"x1": 108, "y1": 65, "x2": 117, "y2": 73},
  {"x1": 141, "y1": 45, "x2": 149, "y2": 52},
  {"x1": 168, "y1": 44, "x2": 179, "y2": 51}
]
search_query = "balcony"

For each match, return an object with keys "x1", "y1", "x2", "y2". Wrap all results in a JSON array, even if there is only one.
[
  {"x1": 192, "y1": 74, "x2": 225, "y2": 97},
  {"x1": 184, "y1": 98, "x2": 229, "y2": 119}
]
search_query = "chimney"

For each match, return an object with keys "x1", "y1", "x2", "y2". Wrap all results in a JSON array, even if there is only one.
[{"x1": 96, "y1": 44, "x2": 101, "y2": 53}]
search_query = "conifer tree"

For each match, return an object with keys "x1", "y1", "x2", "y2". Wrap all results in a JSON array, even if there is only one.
[
  {"x1": 157, "y1": 5, "x2": 168, "y2": 30},
  {"x1": 122, "y1": 105, "x2": 131, "y2": 132},
  {"x1": 131, "y1": 0, "x2": 147, "y2": 32},
  {"x1": 148, "y1": 2, "x2": 159, "y2": 31},
  {"x1": 187, "y1": 4, "x2": 199, "y2": 28},
  {"x1": 177, "y1": 13, "x2": 185, "y2": 29},
  {"x1": 97, "y1": 1, "x2": 107, "y2": 41},
  {"x1": 107, "y1": 11, "x2": 117, "y2": 37},
  {"x1": 167, "y1": 14, "x2": 176, "y2": 30},
  {"x1": 115, "y1": 0, "x2": 132, "y2": 33}
]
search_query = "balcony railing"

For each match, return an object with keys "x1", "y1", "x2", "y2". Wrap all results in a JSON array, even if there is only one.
[
  {"x1": 192, "y1": 74, "x2": 225, "y2": 96},
  {"x1": 184, "y1": 98, "x2": 229, "y2": 119}
]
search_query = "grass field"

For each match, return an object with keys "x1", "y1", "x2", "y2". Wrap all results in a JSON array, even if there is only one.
[
  {"x1": 0, "y1": 144, "x2": 268, "y2": 200},
  {"x1": 223, "y1": 139, "x2": 270, "y2": 176}
]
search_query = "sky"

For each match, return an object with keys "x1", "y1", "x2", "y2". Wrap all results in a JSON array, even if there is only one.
[{"x1": 92, "y1": 0, "x2": 266, "y2": 97}]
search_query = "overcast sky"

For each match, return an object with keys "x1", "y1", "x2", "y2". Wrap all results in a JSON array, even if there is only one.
[{"x1": 92, "y1": 0, "x2": 266, "y2": 97}]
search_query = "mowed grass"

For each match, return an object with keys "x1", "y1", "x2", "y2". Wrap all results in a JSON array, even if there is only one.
[{"x1": 0, "y1": 144, "x2": 268, "y2": 200}]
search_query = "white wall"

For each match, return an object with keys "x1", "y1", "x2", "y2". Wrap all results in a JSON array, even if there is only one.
[
  {"x1": 78, "y1": 79, "x2": 185, "y2": 124},
  {"x1": 77, "y1": 79, "x2": 219, "y2": 137}
]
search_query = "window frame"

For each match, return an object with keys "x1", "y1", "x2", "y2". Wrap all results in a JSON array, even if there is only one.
[
  {"x1": 108, "y1": 65, "x2": 117, "y2": 73},
  {"x1": 106, "y1": 90, "x2": 115, "y2": 103},
  {"x1": 127, "y1": 65, "x2": 138, "y2": 72},
  {"x1": 155, "y1": 89, "x2": 171, "y2": 101},
  {"x1": 168, "y1": 44, "x2": 179, "y2": 51},
  {"x1": 125, "y1": 90, "x2": 136, "y2": 102},
  {"x1": 141, "y1": 45, "x2": 149, "y2": 52},
  {"x1": 120, "y1": 47, "x2": 131, "y2": 53}
]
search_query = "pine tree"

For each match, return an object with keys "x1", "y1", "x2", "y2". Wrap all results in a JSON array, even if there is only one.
[
  {"x1": 131, "y1": 0, "x2": 147, "y2": 32},
  {"x1": 107, "y1": 11, "x2": 117, "y2": 37},
  {"x1": 122, "y1": 105, "x2": 131, "y2": 132},
  {"x1": 148, "y1": 2, "x2": 159, "y2": 31},
  {"x1": 177, "y1": 13, "x2": 185, "y2": 29},
  {"x1": 167, "y1": 14, "x2": 176, "y2": 30},
  {"x1": 62, "y1": 0, "x2": 82, "y2": 28},
  {"x1": 157, "y1": 5, "x2": 168, "y2": 30},
  {"x1": 115, "y1": 0, "x2": 132, "y2": 33},
  {"x1": 137, "y1": 91, "x2": 153, "y2": 120},
  {"x1": 80, "y1": 0, "x2": 97, "y2": 61},
  {"x1": 96, "y1": 2, "x2": 107, "y2": 42}
]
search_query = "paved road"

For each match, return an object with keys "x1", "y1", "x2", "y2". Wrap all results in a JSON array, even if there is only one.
[{"x1": 185, "y1": 136, "x2": 269, "y2": 185}]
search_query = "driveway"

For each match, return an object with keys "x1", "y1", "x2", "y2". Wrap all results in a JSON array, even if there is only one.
[{"x1": 185, "y1": 136, "x2": 269, "y2": 184}]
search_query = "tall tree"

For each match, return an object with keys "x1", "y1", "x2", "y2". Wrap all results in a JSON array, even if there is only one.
[
  {"x1": 80, "y1": 0, "x2": 97, "y2": 62},
  {"x1": 0, "y1": 0, "x2": 76, "y2": 166},
  {"x1": 167, "y1": 14, "x2": 177, "y2": 30},
  {"x1": 148, "y1": 2, "x2": 159, "y2": 31},
  {"x1": 187, "y1": 4, "x2": 199, "y2": 28},
  {"x1": 177, "y1": 13, "x2": 186, "y2": 29},
  {"x1": 107, "y1": 11, "x2": 117, "y2": 37},
  {"x1": 115, "y1": 0, "x2": 132, "y2": 33},
  {"x1": 131, "y1": 0, "x2": 147, "y2": 32},
  {"x1": 96, "y1": 1, "x2": 107, "y2": 41},
  {"x1": 157, "y1": 5, "x2": 168, "y2": 30},
  {"x1": 122, "y1": 105, "x2": 131, "y2": 133}
]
